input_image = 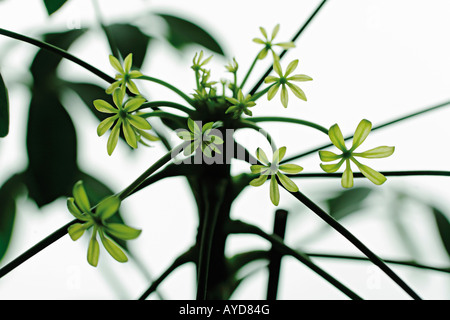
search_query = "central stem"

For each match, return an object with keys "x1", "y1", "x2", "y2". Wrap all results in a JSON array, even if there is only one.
[{"x1": 194, "y1": 125, "x2": 235, "y2": 300}]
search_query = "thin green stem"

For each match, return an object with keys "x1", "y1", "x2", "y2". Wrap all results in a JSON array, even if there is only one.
[
  {"x1": 227, "y1": 219, "x2": 363, "y2": 300},
  {"x1": 137, "y1": 75, "x2": 194, "y2": 106},
  {"x1": 288, "y1": 170, "x2": 450, "y2": 179},
  {"x1": 0, "y1": 28, "x2": 177, "y2": 150},
  {"x1": 139, "y1": 110, "x2": 186, "y2": 123},
  {"x1": 247, "y1": 116, "x2": 329, "y2": 134},
  {"x1": 117, "y1": 141, "x2": 190, "y2": 201},
  {"x1": 228, "y1": 249, "x2": 450, "y2": 275},
  {"x1": 240, "y1": 55, "x2": 259, "y2": 90},
  {"x1": 233, "y1": 72, "x2": 238, "y2": 98},
  {"x1": 139, "y1": 101, "x2": 194, "y2": 115},
  {"x1": 238, "y1": 120, "x2": 277, "y2": 152},
  {"x1": 250, "y1": 84, "x2": 274, "y2": 102},
  {"x1": 0, "y1": 28, "x2": 115, "y2": 84},
  {"x1": 283, "y1": 184, "x2": 422, "y2": 300},
  {"x1": 0, "y1": 142, "x2": 190, "y2": 279},
  {"x1": 305, "y1": 252, "x2": 450, "y2": 274},
  {"x1": 281, "y1": 99, "x2": 450, "y2": 164},
  {"x1": 249, "y1": 0, "x2": 329, "y2": 96},
  {"x1": 0, "y1": 219, "x2": 78, "y2": 279},
  {"x1": 195, "y1": 70, "x2": 201, "y2": 91},
  {"x1": 138, "y1": 247, "x2": 195, "y2": 300}
]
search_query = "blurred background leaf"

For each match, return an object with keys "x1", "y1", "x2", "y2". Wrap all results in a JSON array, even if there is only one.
[
  {"x1": 431, "y1": 206, "x2": 450, "y2": 259},
  {"x1": 25, "y1": 88, "x2": 78, "y2": 207},
  {"x1": 326, "y1": 187, "x2": 372, "y2": 221},
  {"x1": 24, "y1": 29, "x2": 85, "y2": 207},
  {"x1": 0, "y1": 7, "x2": 227, "y2": 262},
  {"x1": 64, "y1": 81, "x2": 113, "y2": 122},
  {"x1": 0, "y1": 72, "x2": 8, "y2": 137},
  {"x1": 156, "y1": 13, "x2": 225, "y2": 56},
  {"x1": 42, "y1": 0, "x2": 68, "y2": 16},
  {"x1": 0, "y1": 174, "x2": 25, "y2": 261},
  {"x1": 104, "y1": 23, "x2": 151, "y2": 68}
]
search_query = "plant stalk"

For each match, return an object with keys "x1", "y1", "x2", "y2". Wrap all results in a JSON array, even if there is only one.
[{"x1": 285, "y1": 185, "x2": 422, "y2": 300}]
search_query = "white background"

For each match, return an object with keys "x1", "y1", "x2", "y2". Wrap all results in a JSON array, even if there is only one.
[{"x1": 0, "y1": 0, "x2": 449, "y2": 299}]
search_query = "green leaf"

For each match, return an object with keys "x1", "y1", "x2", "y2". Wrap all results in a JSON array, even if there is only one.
[
  {"x1": 104, "y1": 24, "x2": 152, "y2": 69},
  {"x1": 43, "y1": 0, "x2": 68, "y2": 15},
  {"x1": 177, "y1": 129, "x2": 193, "y2": 141},
  {"x1": 286, "y1": 82, "x2": 307, "y2": 101},
  {"x1": 280, "y1": 85, "x2": 288, "y2": 108},
  {"x1": 351, "y1": 119, "x2": 372, "y2": 150},
  {"x1": 107, "y1": 120, "x2": 121, "y2": 155},
  {"x1": 285, "y1": 60, "x2": 299, "y2": 77},
  {"x1": 100, "y1": 233, "x2": 128, "y2": 263},
  {"x1": 328, "y1": 124, "x2": 347, "y2": 152},
  {"x1": 67, "y1": 223, "x2": 86, "y2": 241},
  {"x1": 96, "y1": 196, "x2": 120, "y2": 221},
  {"x1": 87, "y1": 232, "x2": 100, "y2": 267},
  {"x1": 278, "y1": 163, "x2": 303, "y2": 174},
  {"x1": 267, "y1": 83, "x2": 280, "y2": 100},
  {"x1": 0, "y1": 174, "x2": 24, "y2": 262},
  {"x1": 320, "y1": 159, "x2": 344, "y2": 173},
  {"x1": 270, "y1": 175, "x2": 280, "y2": 206},
  {"x1": 97, "y1": 116, "x2": 117, "y2": 137},
  {"x1": 276, "y1": 172, "x2": 298, "y2": 193},
  {"x1": 25, "y1": 29, "x2": 86, "y2": 207},
  {"x1": 187, "y1": 118, "x2": 197, "y2": 133},
  {"x1": 326, "y1": 187, "x2": 372, "y2": 221},
  {"x1": 124, "y1": 98, "x2": 146, "y2": 113},
  {"x1": 122, "y1": 120, "x2": 138, "y2": 149},
  {"x1": 341, "y1": 164, "x2": 354, "y2": 189},
  {"x1": 76, "y1": 171, "x2": 128, "y2": 250},
  {"x1": 431, "y1": 207, "x2": 450, "y2": 258},
  {"x1": 354, "y1": 162, "x2": 387, "y2": 186},
  {"x1": 72, "y1": 181, "x2": 91, "y2": 213},
  {"x1": 67, "y1": 197, "x2": 89, "y2": 221},
  {"x1": 354, "y1": 146, "x2": 395, "y2": 159},
  {"x1": 25, "y1": 91, "x2": 79, "y2": 207},
  {"x1": 128, "y1": 115, "x2": 152, "y2": 130},
  {"x1": 256, "y1": 147, "x2": 270, "y2": 165},
  {"x1": 105, "y1": 223, "x2": 142, "y2": 240},
  {"x1": 249, "y1": 174, "x2": 268, "y2": 187},
  {"x1": 319, "y1": 150, "x2": 341, "y2": 162},
  {"x1": 0, "y1": 72, "x2": 9, "y2": 137},
  {"x1": 250, "y1": 165, "x2": 268, "y2": 174},
  {"x1": 30, "y1": 29, "x2": 86, "y2": 79},
  {"x1": 93, "y1": 100, "x2": 116, "y2": 114},
  {"x1": 65, "y1": 81, "x2": 114, "y2": 121},
  {"x1": 273, "y1": 146, "x2": 286, "y2": 164},
  {"x1": 156, "y1": 13, "x2": 225, "y2": 56}
]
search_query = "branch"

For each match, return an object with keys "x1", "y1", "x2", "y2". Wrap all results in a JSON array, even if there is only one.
[
  {"x1": 288, "y1": 170, "x2": 450, "y2": 179},
  {"x1": 281, "y1": 99, "x2": 450, "y2": 164},
  {"x1": 0, "y1": 28, "x2": 115, "y2": 84},
  {"x1": 0, "y1": 219, "x2": 77, "y2": 279},
  {"x1": 248, "y1": 0, "x2": 329, "y2": 96},
  {"x1": 196, "y1": 181, "x2": 228, "y2": 300},
  {"x1": 138, "y1": 246, "x2": 196, "y2": 300},
  {"x1": 267, "y1": 209, "x2": 288, "y2": 300},
  {"x1": 283, "y1": 183, "x2": 422, "y2": 300},
  {"x1": 306, "y1": 252, "x2": 450, "y2": 274},
  {"x1": 117, "y1": 141, "x2": 190, "y2": 201},
  {"x1": 247, "y1": 116, "x2": 329, "y2": 135},
  {"x1": 226, "y1": 219, "x2": 363, "y2": 300}
]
